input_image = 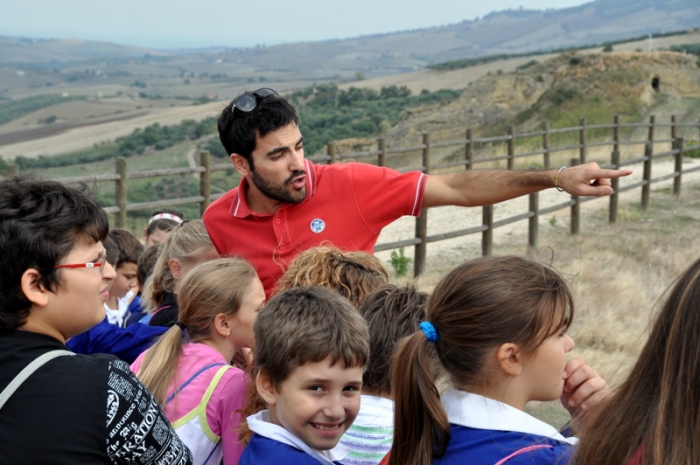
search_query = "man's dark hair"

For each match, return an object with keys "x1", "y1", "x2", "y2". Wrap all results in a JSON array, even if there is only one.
[
  {"x1": 106, "y1": 228, "x2": 144, "y2": 269},
  {"x1": 0, "y1": 175, "x2": 109, "y2": 328},
  {"x1": 217, "y1": 92, "x2": 298, "y2": 167}
]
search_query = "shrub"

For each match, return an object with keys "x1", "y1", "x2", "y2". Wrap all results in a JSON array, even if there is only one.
[
  {"x1": 517, "y1": 60, "x2": 539, "y2": 70},
  {"x1": 390, "y1": 247, "x2": 411, "y2": 277}
]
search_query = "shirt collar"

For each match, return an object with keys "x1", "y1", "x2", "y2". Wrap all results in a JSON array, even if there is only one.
[
  {"x1": 229, "y1": 159, "x2": 317, "y2": 218},
  {"x1": 441, "y1": 389, "x2": 578, "y2": 445},
  {"x1": 247, "y1": 410, "x2": 349, "y2": 464}
]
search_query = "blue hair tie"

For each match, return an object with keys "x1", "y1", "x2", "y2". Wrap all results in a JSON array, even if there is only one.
[{"x1": 419, "y1": 321, "x2": 438, "y2": 343}]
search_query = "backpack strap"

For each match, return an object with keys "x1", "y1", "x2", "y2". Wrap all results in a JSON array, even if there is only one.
[
  {"x1": 0, "y1": 349, "x2": 75, "y2": 410},
  {"x1": 165, "y1": 362, "x2": 226, "y2": 405},
  {"x1": 494, "y1": 444, "x2": 554, "y2": 465}
]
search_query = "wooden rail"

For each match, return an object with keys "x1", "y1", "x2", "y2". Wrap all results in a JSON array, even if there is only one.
[{"x1": 4, "y1": 115, "x2": 700, "y2": 278}]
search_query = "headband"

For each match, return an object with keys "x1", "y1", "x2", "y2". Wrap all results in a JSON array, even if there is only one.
[
  {"x1": 419, "y1": 321, "x2": 438, "y2": 343},
  {"x1": 148, "y1": 213, "x2": 184, "y2": 226}
]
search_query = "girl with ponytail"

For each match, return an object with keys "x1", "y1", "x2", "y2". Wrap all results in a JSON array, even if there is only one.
[
  {"x1": 132, "y1": 258, "x2": 265, "y2": 465},
  {"x1": 386, "y1": 256, "x2": 609, "y2": 465}
]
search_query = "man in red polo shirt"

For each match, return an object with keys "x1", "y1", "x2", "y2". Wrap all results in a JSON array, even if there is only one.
[{"x1": 203, "y1": 88, "x2": 631, "y2": 296}]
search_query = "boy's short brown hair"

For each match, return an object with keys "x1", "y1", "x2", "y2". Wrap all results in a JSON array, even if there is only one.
[
  {"x1": 254, "y1": 286, "x2": 370, "y2": 388},
  {"x1": 359, "y1": 284, "x2": 428, "y2": 395},
  {"x1": 106, "y1": 228, "x2": 144, "y2": 269},
  {"x1": 137, "y1": 244, "x2": 162, "y2": 287}
]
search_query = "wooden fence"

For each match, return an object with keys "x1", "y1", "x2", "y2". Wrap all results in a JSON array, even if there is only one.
[{"x1": 4, "y1": 115, "x2": 700, "y2": 277}]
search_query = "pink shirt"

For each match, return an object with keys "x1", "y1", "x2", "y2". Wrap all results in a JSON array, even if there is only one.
[{"x1": 132, "y1": 342, "x2": 247, "y2": 464}]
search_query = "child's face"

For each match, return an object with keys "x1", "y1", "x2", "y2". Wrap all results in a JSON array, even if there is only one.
[
  {"x1": 111, "y1": 262, "x2": 138, "y2": 299},
  {"x1": 261, "y1": 356, "x2": 363, "y2": 451},
  {"x1": 227, "y1": 276, "x2": 265, "y2": 349},
  {"x1": 44, "y1": 240, "x2": 116, "y2": 341},
  {"x1": 522, "y1": 331, "x2": 575, "y2": 402}
]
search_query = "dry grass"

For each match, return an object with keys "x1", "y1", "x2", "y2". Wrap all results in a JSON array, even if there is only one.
[{"x1": 383, "y1": 174, "x2": 700, "y2": 427}]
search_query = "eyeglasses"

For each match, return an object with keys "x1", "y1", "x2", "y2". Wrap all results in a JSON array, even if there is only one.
[
  {"x1": 231, "y1": 88, "x2": 279, "y2": 114},
  {"x1": 54, "y1": 255, "x2": 107, "y2": 274}
]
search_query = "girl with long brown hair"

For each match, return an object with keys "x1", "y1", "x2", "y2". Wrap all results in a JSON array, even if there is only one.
[
  {"x1": 575, "y1": 257, "x2": 700, "y2": 465},
  {"x1": 386, "y1": 256, "x2": 609, "y2": 465},
  {"x1": 132, "y1": 258, "x2": 265, "y2": 465}
]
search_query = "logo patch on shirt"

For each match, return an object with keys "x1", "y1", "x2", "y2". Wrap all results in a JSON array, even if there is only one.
[{"x1": 310, "y1": 218, "x2": 325, "y2": 233}]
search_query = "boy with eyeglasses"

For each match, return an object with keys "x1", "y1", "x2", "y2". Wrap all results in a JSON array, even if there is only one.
[
  {"x1": 0, "y1": 175, "x2": 192, "y2": 465},
  {"x1": 203, "y1": 88, "x2": 632, "y2": 298}
]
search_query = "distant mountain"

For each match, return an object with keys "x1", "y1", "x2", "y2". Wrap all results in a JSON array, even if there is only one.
[
  {"x1": 0, "y1": 0, "x2": 697, "y2": 98},
  {"x1": 0, "y1": 36, "x2": 168, "y2": 65},
  {"x1": 3, "y1": 0, "x2": 697, "y2": 66}
]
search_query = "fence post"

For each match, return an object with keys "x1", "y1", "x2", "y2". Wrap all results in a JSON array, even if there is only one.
[
  {"x1": 609, "y1": 149, "x2": 620, "y2": 224},
  {"x1": 528, "y1": 191, "x2": 538, "y2": 248},
  {"x1": 377, "y1": 138, "x2": 386, "y2": 167},
  {"x1": 570, "y1": 158, "x2": 580, "y2": 235},
  {"x1": 414, "y1": 133, "x2": 430, "y2": 278},
  {"x1": 199, "y1": 150, "x2": 211, "y2": 216},
  {"x1": 671, "y1": 115, "x2": 677, "y2": 138},
  {"x1": 542, "y1": 121, "x2": 550, "y2": 169},
  {"x1": 115, "y1": 157, "x2": 127, "y2": 228},
  {"x1": 579, "y1": 117, "x2": 587, "y2": 164},
  {"x1": 482, "y1": 205, "x2": 493, "y2": 257},
  {"x1": 326, "y1": 142, "x2": 336, "y2": 164},
  {"x1": 647, "y1": 115, "x2": 655, "y2": 152},
  {"x1": 674, "y1": 137, "x2": 684, "y2": 196},
  {"x1": 507, "y1": 125, "x2": 515, "y2": 170},
  {"x1": 614, "y1": 115, "x2": 620, "y2": 154},
  {"x1": 465, "y1": 128, "x2": 473, "y2": 170},
  {"x1": 641, "y1": 142, "x2": 652, "y2": 210},
  {"x1": 6, "y1": 164, "x2": 19, "y2": 176}
]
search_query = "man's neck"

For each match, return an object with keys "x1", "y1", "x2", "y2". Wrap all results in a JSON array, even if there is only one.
[{"x1": 244, "y1": 181, "x2": 283, "y2": 215}]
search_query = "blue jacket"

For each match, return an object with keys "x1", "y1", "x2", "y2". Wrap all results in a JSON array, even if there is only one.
[
  {"x1": 67, "y1": 318, "x2": 167, "y2": 364},
  {"x1": 240, "y1": 434, "x2": 344, "y2": 465},
  {"x1": 436, "y1": 425, "x2": 573, "y2": 464}
]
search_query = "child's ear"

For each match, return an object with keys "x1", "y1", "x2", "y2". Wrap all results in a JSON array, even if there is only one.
[
  {"x1": 496, "y1": 342, "x2": 523, "y2": 376},
  {"x1": 168, "y1": 258, "x2": 182, "y2": 280},
  {"x1": 212, "y1": 313, "x2": 231, "y2": 338},
  {"x1": 20, "y1": 268, "x2": 50, "y2": 307},
  {"x1": 256, "y1": 371, "x2": 278, "y2": 406}
]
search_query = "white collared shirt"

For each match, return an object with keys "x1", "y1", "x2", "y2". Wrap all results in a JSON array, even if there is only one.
[
  {"x1": 247, "y1": 410, "x2": 350, "y2": 465},
  {"x1": 441, "y1": 388, "x2": 578, "y2": 445}
]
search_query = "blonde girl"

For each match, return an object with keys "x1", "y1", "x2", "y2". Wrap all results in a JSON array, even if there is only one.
[
  {"x1": 142, "y1": 219, "x2": 219, "y2": 327},
  {"x1": 385, "y1": 256, "x2": 609, "y2": 465},
  {"x1": 132, "y1": 258, "x2": 265, "y2": 465}
]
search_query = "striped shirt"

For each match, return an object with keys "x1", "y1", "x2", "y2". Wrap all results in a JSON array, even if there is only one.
[{"x1": 340, "y1": 395, "x2": 394, "y2": 465}]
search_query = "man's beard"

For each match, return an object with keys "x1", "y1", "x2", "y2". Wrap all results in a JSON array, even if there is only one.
[{"x1": 251, "y1": 169, "x2": 307, "y2": 204}]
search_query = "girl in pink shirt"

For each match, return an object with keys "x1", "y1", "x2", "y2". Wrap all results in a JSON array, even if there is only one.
[{"x1": 132, "y1": 258, "x2": 265, "y2": 465}]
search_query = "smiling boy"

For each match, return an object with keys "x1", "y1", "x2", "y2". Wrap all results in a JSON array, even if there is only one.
[{"x1": 240, "y1": 286, "x2": 370, "y2": 465}]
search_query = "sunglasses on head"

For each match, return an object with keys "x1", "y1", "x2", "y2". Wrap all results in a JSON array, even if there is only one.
[{"x1": 231, "y1": 88, "x2": 279, "y2": 114}]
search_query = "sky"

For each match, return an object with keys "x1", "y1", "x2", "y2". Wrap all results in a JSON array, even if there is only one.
[{"x1": 0, "y1": 0, "x2": 592, "y2": 50}]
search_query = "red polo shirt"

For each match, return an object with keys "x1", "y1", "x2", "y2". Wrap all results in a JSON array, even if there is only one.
[{"x1": 203, "y1": 160, "x2": 427, "y2": 296}]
